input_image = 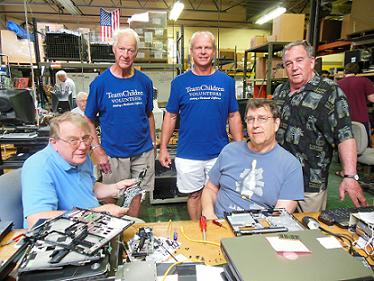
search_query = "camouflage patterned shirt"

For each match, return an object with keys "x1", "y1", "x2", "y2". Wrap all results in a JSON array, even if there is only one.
[{"x1": 273, "y1": 74, "x2": 353, "y2": 193}]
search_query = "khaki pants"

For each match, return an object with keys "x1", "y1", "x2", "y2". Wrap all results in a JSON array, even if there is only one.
[
  {"x1": 297, "y1": 189, "x2": 327, "y2": 212},
  {"x1": 103, "y1": 150, "x2": 155, "y2": 192}
]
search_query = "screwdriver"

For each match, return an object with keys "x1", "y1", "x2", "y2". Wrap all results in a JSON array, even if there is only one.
[{"x1": 200, "y1": 216, "x2": 207, "y2": 240}]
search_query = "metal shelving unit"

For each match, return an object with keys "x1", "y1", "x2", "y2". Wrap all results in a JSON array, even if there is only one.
[{"x1": 243, "y1": 42, "x2": 289, "y2": 97}]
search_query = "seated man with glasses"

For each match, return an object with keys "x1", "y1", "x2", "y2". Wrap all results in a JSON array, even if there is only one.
[
  {"x1": 22, "y1": 112, "x2": 136, "y2": 228},
  {"x1": 201, "y1": 99, "x2": 304, "y2": 219}
]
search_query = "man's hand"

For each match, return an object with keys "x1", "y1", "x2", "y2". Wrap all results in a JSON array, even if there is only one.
[
  {"x1": 159, "y1": 147, "x2": 171, "y2": 168},
  {"x1": 94, "y1": 204, "x2": 129, "y2": 217},
  {"x1": 114, "y1": 178, "x2": 137, "y2": 197},
  {"x1": 339, "y1": 178, "x2": 368, "y2": 207},
  {"x1": 93, "y1": 147, "x2": 111, "y2": 174}
]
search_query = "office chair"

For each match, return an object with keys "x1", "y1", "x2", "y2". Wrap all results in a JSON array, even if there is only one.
[
  {"x1": 0, "y1": 168, "x2": 23, "y2": 229},
  {"x1": 351, "y1": 121, "x2": 374, "y2": 189}
]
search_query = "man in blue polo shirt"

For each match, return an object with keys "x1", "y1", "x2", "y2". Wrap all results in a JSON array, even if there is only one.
[
  {"x1": 159, "y1": 31, "x2": 243, "y2": 220},
  {"x1": 22, "y1": 112, "x2": 135, "y2": 228}
]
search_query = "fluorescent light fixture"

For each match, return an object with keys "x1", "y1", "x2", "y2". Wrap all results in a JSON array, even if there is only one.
[
  {"x1": 255, "y1": 7, "x2": 286, "y2": 25},
  {"x1": 55, "y1": 0, "x2": 82, "y2": 15},
  {"x1": 169, "y1": 1, "x2": 184, "y2": 21},
  {"x1": 128, "y1": 12, "x2": 149, "y2": 23}
]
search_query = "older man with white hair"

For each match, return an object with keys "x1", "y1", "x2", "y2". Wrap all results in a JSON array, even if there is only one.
[{"x1": 85, "y1": 28, "x2": 155, "y2": 217}]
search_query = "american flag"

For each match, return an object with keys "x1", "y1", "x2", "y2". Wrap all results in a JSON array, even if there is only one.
[{"x1": 100, "y1": 8, "x2": 120, "y2": 42}]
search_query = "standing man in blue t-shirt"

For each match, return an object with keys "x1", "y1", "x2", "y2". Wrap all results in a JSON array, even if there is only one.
[
  {"x1": 85, "y1": 29, "x2": 156, "y2": 217},
  {"x1": 159, "y1": 31, "x2": 243, "y2": 220},
  {"x1": 201, "y1": 100, "x2": 304, "y2": 219}
]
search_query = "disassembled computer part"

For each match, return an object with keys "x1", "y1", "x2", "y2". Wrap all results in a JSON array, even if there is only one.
[
  {"x1": 118, "y1": 168, "x2": 147, "y2": 208},
  {"x1": 225, "y1": 208, "x2": 304, "y2": 236},
  {"x1": 127, "y1": 227, "x2": 154, "y2": 260}
]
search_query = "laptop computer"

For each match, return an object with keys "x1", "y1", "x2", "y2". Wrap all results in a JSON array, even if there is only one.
[{"x1": 221, "y1": 229, "x2": 374, "y2": 281}]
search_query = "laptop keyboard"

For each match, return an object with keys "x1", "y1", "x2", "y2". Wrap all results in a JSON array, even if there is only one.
[{"x1": 318, "y1": 206, "x2": 374, "y2": 228}]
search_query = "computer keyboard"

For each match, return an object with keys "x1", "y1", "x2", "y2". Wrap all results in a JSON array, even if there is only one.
[
  {"x1": 318, "y1": 206, "x2": 374, "y2": 228},
  {"x1": 0, "y1": 132, "x2": 38, "y2": 139}
]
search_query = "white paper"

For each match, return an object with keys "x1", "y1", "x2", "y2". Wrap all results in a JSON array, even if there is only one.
[
  {"x1": 317, "y1": 236, "x2": 342, "y2": 249},
  {"x1": 266, "y1": 236, "x2": 311, "y2": 253},
  {"x1": 196, "y1": 265, "x2": 224, "y2": 281}
]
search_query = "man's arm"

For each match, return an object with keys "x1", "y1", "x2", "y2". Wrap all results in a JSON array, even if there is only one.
[
  {"x1": 338, "y1": 138, "x2": 367, "y2": 207},
  {"x1": 27, "y1": 211, "x2": 64, "y2": 229},
  {"x1": 201, "y1": 180, "x2": 219, "y2": 219},
  {"x1": 275, "y1": 200, "x2": 298, "y2": 213},
  {"x1": 84, "y1": 116, "x2": 111, "y2": 174},
  {"x1": 159, "y1": 112, "x2": 177, "y2": 167},
  {"x1": 228, "y1": 111, "x2": 243, "y2": 141},
  {"x1": 148, "y1": 111, "x2": 156, "y2": 155},
  {"x1": 368, "y1": 93, "x2": 374, "y2": 103}
]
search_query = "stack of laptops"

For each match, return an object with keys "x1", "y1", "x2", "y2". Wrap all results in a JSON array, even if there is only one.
[{"x1": 221, "y1": 229, "x2": 374, "y2": 281}]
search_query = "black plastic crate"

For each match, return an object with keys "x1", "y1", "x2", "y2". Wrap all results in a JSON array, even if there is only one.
[
  {"x1": 45, "y1": 32, "x2": 88, "y2": 61},
  {"x1": 90, "y1": 44, "x2": 114, "y2": 62}
]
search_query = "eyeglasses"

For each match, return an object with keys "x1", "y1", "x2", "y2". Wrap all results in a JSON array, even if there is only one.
[
  {"x1": 245, "y1": 115, "x2": 276, "y2": 125},
  {"x1": 57, "y1": 135, "x2": 93, "y2": 148},
  {"x1": 118, "y1": 47, "x2": 136, "y2": 55}
]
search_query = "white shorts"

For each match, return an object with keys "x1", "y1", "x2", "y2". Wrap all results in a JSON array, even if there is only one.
[{"x1": 175, "y1": 157, "x2": 217, "y2": 194}]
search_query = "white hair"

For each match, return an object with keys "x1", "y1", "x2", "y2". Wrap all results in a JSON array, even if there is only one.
[
  {"x1": 76, "y1": 91, "x2": 88, "y2": 100},
  {"x1": 190, "y1": 31, "x2": 216, "y2": 50},
  {"x1": 55, "y1": 70, "x2": 67, "y2": 78},
  {"x1": 112, "y1": 28, "x2": 140, "y2": 50}
]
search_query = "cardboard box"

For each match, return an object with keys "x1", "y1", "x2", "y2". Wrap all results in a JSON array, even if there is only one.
[
  {"x1": 341, "y1": 14, "x2": 352, "y2": 39},
  {"x1": 250, "y1": 35, "x2": 267, "y2": 49},
  {"x1": 0, "y1": 30, "x2": 36, "y2": 64},
  {"x1": 255, "y1": 57, "x2": 286, "y2": 79},
  {"x1": 272, "y1": 13, "x2": 305, "y2": 42},
  {"x1": 219, "y1": 49, "x2": 235, "y2": 60},
  {"x1": 319, "y1": 19, "x2": 342, "y2": 42},
  {"x1": 351, "y1": 0, "x2": 374, "y2": 33}
]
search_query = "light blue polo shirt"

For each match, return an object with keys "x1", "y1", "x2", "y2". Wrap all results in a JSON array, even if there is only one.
[{"x1": 22, "y1": 144, "x2": 99, "y2": 227}]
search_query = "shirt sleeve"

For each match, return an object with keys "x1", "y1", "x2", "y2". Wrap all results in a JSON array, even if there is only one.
[
  {"x1": 166, "y1": 78, "x2": 180, "y2": 114},
  {"x1": 22, "y1": 159, "x2": 59, "y2": 218},
  {"x1": 145, "y1": 77, "x2": 154, "y2": 113},
  {"x1": 228, "y1": 76, "x2": 239, "y2": 113},
  {"x1": 279, "y1": 158, "x2": 304, "y2": 200},
  {"x1": 364, "y1": 77, "x2": 374, "y2": 97},
  {"x1": 85, "y1": 79, "x2": 100, "y2": 120},
  {"x1": 317, "y1": 85, "x2": 353, "y2": 146}
]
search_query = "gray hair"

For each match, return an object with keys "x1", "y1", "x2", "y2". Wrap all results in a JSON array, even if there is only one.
[
  {"x1": 50, "y1": 112, "x2": 90, "y2": 139},
  {"x1": 282, "y1": 40, "x2": 314, "y2": 62},
  {"x1": 245, "y1": 99, "x2": 280, "y2": 119},
  {"x1": 55, "y1": 70, "x2": 67, "y2": 78},
  {"x1": 76, "y1": 91, "x2": 88, "y2": 101},
  {"x1": 190, "y1": 31, "x2": 216, "y2": 50},
  {"x1": 113, "y1": 28, "x2": 140, "y2": 50}
]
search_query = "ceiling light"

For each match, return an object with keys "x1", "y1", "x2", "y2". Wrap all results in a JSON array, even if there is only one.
[
  {"x1": 255, "y1": 7, "x2": 286, "y2": 25},
  {"x1": 128, "y1": 12, "x2": 149, "y2": 23},
  {"x1": 55, "y1": 0, "x2": 82, "y2": 15},
  {"x1": 169, "y1": 1, "x2": 184, "y2": 21}
]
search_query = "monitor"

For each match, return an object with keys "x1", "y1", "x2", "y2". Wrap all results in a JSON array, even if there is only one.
[{"x1": 0, "y1": 89, "x2": 36, "y2": 126}]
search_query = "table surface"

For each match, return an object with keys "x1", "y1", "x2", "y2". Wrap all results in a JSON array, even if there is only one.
[{"x1": 1, "y1": 212, "x2": 373, "y2": 272}]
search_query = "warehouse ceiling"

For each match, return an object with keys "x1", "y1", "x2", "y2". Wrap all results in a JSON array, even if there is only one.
[{"x1": 0, "y1": 0, "x2": 352, "y2": 29}]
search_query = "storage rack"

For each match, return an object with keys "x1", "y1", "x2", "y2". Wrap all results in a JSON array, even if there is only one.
[{"x1": 243, "y1": 42, "x2": 289, "y2": 97}]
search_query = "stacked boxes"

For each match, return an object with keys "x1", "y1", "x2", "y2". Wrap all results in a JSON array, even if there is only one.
[
  {"x1": 272, "y1": 14, "x2": 305, "y2": 42},
  {"x1": 131, "y1": 12, "x2": 168, "y2": 62}
]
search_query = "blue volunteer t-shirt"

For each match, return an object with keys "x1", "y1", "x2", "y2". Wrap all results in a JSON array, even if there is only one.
[
  {"x1": 208, "y1": 141, "x2": 304, "y2": 218},
  {"x1": 86, "y1": 68, "x2": 154, "y2": 158},
  {"x1": 166, "y1": 70, "x2": 238, "y2": 160},
  {"x1": 22, "y1": 144, "x2": 99, "y2": 228}
]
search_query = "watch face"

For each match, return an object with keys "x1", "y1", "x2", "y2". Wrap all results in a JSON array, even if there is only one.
[{"x1": 354, "y1": 174, "x2": 359, "y2": 181}]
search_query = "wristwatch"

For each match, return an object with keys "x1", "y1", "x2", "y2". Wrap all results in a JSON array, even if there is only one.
[{"x1": 343, "y1": 174, "x2": 359, "y2": 181}]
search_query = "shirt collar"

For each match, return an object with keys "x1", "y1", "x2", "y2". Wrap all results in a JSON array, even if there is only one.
[{"x1": 47, "y1": 144, "x2": 80, "y2": 172}]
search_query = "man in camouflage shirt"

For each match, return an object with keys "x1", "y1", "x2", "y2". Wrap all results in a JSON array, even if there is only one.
[{"x1": 273, "y1": 40, "x2": 367, "y2": 212}]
